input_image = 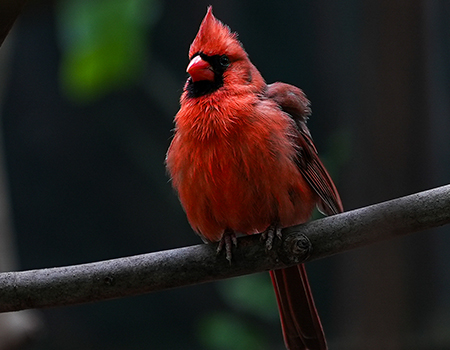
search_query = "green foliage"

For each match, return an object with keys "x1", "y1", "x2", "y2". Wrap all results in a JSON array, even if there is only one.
[
  {"x1": 197, "y1": 274, "x2": 278, "y2": 350},
  {"x1": 217, "y1": 273, "x2": 278, "y2": 321},
  {"x1": 198, "y1": 312, "x2": 269, "y2": 350},
  {"x1": 56, "y1": 0, "x2": 160, "y2": 103}
]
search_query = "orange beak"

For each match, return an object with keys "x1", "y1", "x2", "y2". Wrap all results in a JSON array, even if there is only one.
[{"x1": 187, "y1": 56, "x2": 214, "y2": 82}]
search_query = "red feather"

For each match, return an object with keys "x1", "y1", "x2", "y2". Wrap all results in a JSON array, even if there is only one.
[{"x1": 166, "y1": 7, "x2": 343, "y2": 350}]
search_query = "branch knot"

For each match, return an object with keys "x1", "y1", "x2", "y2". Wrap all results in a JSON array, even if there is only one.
[{"x1": 279, "y1": 232, "x2": 312, "y2": 265}]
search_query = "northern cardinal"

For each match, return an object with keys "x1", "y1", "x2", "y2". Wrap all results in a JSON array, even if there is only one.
[{"x1": 166, "y1": 7, "x2": 343, "y2": 350}]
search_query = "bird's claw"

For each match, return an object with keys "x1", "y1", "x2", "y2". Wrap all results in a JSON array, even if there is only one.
[
  {"x1": 217, "y1": 231, "x2": 237, "y2": 264},
  {"x1": 261, "y1": 224, "x2": 282, "y2": 250}
]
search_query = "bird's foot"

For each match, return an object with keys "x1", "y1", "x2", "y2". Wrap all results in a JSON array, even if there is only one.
[
  {"x1": 217, "y1": 230, "x2": 237, "y2": 264},
  {"x1": 261, "y1": 223, "x2": 282, "y2": 250}
]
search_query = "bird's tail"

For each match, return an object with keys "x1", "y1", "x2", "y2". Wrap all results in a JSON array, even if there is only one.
[{"x1": 270, "y1": 265, "x2": 327, "y2": 350}]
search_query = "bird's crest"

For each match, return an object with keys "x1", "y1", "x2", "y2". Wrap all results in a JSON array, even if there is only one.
[{"x1": 189, "y1": 7, "x2": 246, "y2": 60}]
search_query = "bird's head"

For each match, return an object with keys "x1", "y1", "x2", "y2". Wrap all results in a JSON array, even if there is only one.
[{"x1": 185, "y1": 7, "x2": 264, "y2": 98}]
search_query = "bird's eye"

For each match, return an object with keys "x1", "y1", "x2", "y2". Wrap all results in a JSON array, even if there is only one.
[{"x1": 219, "y1": 55, "x2": 230, "y2": 68}]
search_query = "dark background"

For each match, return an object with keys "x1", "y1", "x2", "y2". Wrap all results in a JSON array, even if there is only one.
[{"x1": 0, "y1": 0, "x2": 449, "y2": 349}]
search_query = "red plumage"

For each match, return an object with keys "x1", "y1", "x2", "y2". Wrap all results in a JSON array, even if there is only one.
[{"x1": 166, "y1": 7, "x2": 343, "y2": 350}]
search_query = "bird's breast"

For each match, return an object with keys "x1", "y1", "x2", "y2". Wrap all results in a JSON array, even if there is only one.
[{"x1": 167, "y1": 100, "x2": 316, "y2": 242}]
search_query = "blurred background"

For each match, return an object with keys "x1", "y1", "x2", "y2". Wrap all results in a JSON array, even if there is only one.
[{"x1": 0, "y1": 0, "x2": 449, "y2": 349}]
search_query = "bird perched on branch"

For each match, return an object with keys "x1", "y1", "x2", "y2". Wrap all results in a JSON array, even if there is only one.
[{"x1": 166, "y1": 7, "x2": 343, "y2": 350}]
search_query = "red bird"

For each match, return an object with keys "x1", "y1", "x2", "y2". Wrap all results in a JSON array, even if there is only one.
[{"x1": 166, "y1": 7, "x2": 343, "y2": 350}]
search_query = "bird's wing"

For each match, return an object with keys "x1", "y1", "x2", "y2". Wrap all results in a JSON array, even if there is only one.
[{"x1": 266, "y1": 82, "x2": 343, "y2": 215}]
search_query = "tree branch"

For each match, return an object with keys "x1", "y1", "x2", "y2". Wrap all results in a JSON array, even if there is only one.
[{"x1": 0, "y1": 184, "x2": 449, "y2": 313}]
